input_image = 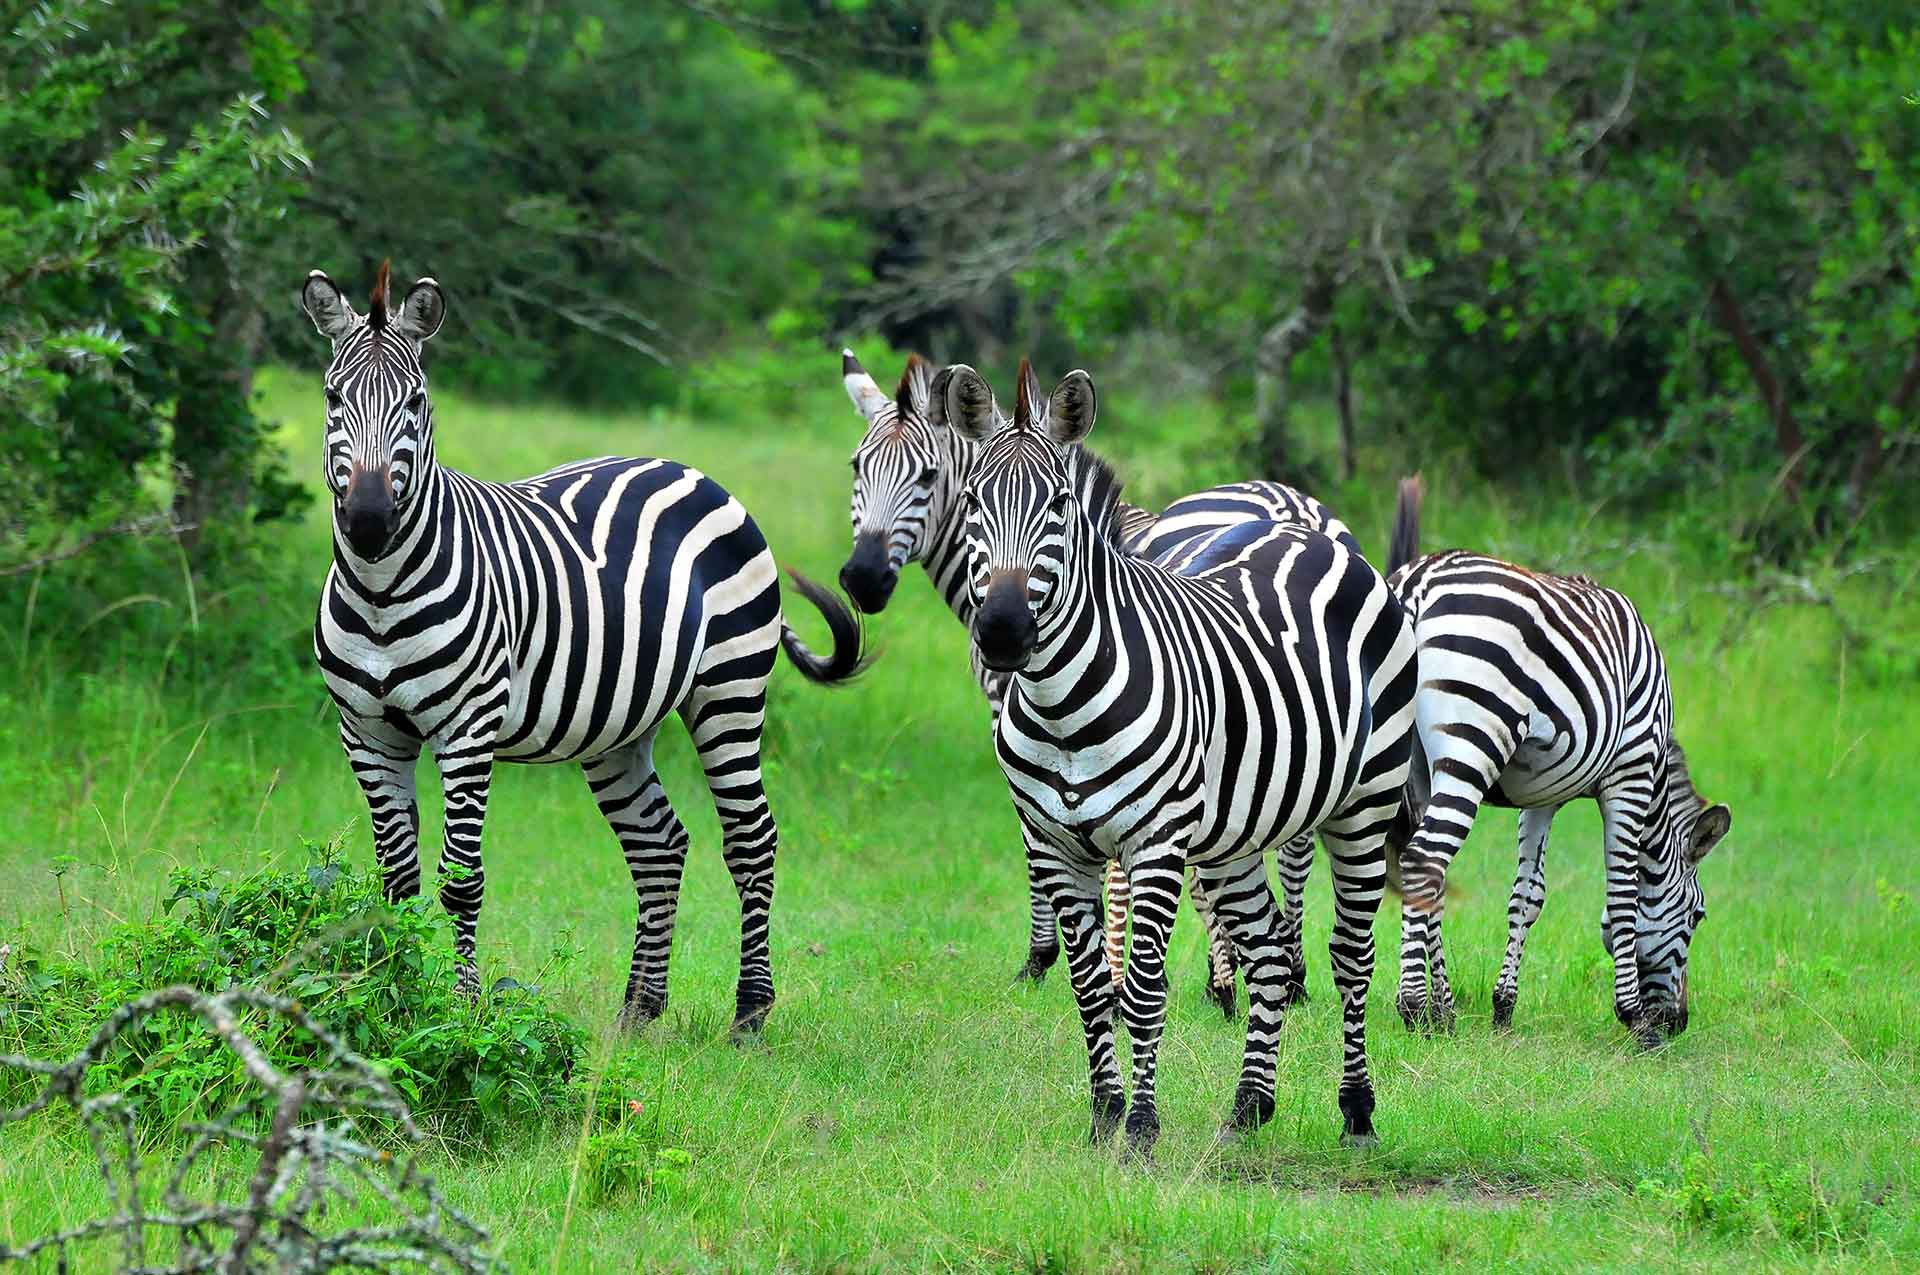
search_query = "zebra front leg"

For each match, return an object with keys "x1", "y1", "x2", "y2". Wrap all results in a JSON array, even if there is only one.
[
  {"x1": 1194, "y1": 855, "x2": 1292, "y2": 1138},
  {"x1": 1119, "y1": 845, "x2": 1183, "y2": 1158},
  {"x1": 340, "y1": 719, "x2": 423, "y2": 901},
  {"x1": 1319, "y1": 818, "x2": 1389, "y2": 1147},
  {"x1": 1275, "y1": 831, "x2": 1316, "y2": 1007},
  {"x1": 1598, "y1": 788, "x2": 1657, "y2": 1048},
  {"x1": 432, "y1": 745, "x2": 495, "y2": 997},
  {"x1": 683, "y1": 680, "x2": 780, "y2": 1035},
  {"x1": 1033, "y1": 834, "x2": 1124, "y2": 1143},
  {"x1": 1493, "y1": 805, "x2": 1558, "y2": 1029},
  {"x1": 1186, "y1": 868, "x2": 1238, "y2": 1019},
  {"x1": 1395, "y1": 748, "x2": 1504, "y2": 1034},
  {"x1": 1016, "y1": 854, "x2": 1061, "y2": 983},
  {"x1": 584, "y1": 737, "x2": 689, "y2": 1030}
]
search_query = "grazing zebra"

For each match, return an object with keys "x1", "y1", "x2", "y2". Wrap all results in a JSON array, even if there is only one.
[
  {"x1": 838, "y1": 350, "x2": 1347, "y2": 1012},
  {"x1": 301, "y1": 263, "x2": 867, "y2": 1032},
  {"x1": 942, "y1": 359, "x2": 1416, "y2": 1152},
  {"x1": 1385, "y1": 481, "x2": 1731, "y2": 1044}
]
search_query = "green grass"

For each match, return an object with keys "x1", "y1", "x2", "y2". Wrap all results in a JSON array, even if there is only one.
[{"x1": 2, "y1": 366, "x2": 1917, "y2": 1272}]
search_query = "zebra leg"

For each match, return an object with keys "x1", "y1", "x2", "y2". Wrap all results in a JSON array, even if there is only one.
[
  {"x1": 1493, "y1": 805, "x2": 1558, "y2": 1029},
  {"x1": 1396, "y1": 735, "x2": 1510, "y2": 1034},
  {"x1": 1032, "y1": 836, "x2": 1125, "y2": 1143},
  {"x1": 683, "y1": 679, "x2": 780, "y2": 1035},
  {"x1": 1118, "y1": 846, "x2": 1183, "y2": 1158},
  {"x1": 1195, "y1": 855, "x2": 1292, "y2": 1139},
  {"x1": 1104, "y1": 859, "x2": 1129, "y2": 987},
  {"x1": 1275, "y1": 832, "x2": 1315, "y2": 1007},
  {"x1": 1598, "y1": 786, "x2": 1658, "y2": 1048},
  {"x1": 1319, "y1": 815, "x2": 1390, "y2": 1148},
  {"x1": 1016, "y1": 855, "x2": 1062, "y2": 983},
  {"x1": 432, "y1": 745, "x2": 495, "y2": 997},
  {"x1": 583, "y1": 735, "x2": 689, "y2": 1031},
  {"x1": 1186, "y1": 868, "x2": 1238, "y2": 1019},
  {"x1": 339, "y1": 719, "x2": 423, "y2": 901}
]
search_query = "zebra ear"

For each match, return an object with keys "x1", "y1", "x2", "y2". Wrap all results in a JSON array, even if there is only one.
[
  {"x1": 302, "y1": 270, "x2": 358, "y2": 342},
  {"x1": 842, "y1": 348, "x2": 892, "y2": 423},
  {"x1": 1688, "y1": 804, "x2": 1731, "y2": 864},
  {"x1": 1047, "y1": 370, "x2": 1097, "y2": 445},
  {"x1": 896, "y1": 353, "x2": 935, "y2": 419},
  {"x1": 940, "y1": 364, "x2": 999, "y2": 442},
  {"x1": 394, "y1": 278, "x2": 446, "y2": 343}
]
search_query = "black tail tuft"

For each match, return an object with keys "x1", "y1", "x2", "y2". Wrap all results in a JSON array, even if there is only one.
[
  {"x1": 780, "y1": 569, "x2": 874, "y2": 685},
  {"x1": 1387, "y1": 474, "x2": 1424, "y2": 576}
]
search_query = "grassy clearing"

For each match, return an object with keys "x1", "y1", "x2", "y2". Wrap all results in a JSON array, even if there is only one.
[{"x1": 2, "y1": 367, "x2": 1917, "y2": 1271}]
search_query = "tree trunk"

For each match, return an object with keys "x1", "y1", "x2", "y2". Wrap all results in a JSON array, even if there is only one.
[
  {"x1": 1707, "y1": 277, "x2": 1803, "y2": 505},
  {"x1": 1844, "y1": 332, "x2": 1920, "y2": 518},
  {"x1": 1330, "y1": 319, "x2": 1356, "y2": 481},
  {"x1": 1252, "y1": 275, "x2": 1336, "y2": 479}
]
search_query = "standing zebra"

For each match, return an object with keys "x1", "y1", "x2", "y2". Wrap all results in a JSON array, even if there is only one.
[
  {"x1": 302, "y1": 263, "x2": 866, "y2": 1032},
  {"x1": 1385, "y1": 482, "x2": 1731, "y2": 1044},
  {"x1": 943, "y1": 360, "x2": 1415, "y2": 1152},
  {"x1": 838, "y1": 350, "x2": 1346, "y2": 1012}
]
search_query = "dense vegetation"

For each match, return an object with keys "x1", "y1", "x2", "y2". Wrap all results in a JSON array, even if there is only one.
[{"x1": 5, "y1": 0, "x2": 1916, "y2": 586}]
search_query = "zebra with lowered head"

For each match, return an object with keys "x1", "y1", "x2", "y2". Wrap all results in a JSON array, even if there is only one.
[
  {"x1": 943, "y1": 359, "x2": 1416, "y2": 1153},
  {"x1": 838, "y1": 349, "x2": 1347, "y2": 1012},
  {"x1": 302, "y1": 262, "x2": 867, "y2": 1032},
  {"x1": 1385, "y1": 481, "x2": 1731, "y2": 1044}
]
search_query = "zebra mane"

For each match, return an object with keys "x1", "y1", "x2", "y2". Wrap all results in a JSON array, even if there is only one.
[
  {"x1": 1665, "y1": 740, "x2": 1704, "y2": 815},
  {"x1": 1067, "y1": 445, "x2": 1134, "y2": 555},
  {"x1": 368, "y1": 259, "x2": 391, "y2": 332}
]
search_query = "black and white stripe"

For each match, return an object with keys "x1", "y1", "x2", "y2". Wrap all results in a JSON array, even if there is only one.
[
  {"x1": 301, "y1": 265, "x2": 866, "y2": 1032},
  {"x1": 837, "y1": 349, "x2": 1350, "y2": 1013},
  {"x1": 1385, "y1": 482, "x2": 1730, "y2": 1043},
  {"x1": 944, "y1": 360, "x2": 1416, "y2": 1153}
]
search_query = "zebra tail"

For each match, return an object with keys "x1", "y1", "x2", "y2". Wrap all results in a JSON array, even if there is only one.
[
  {"x1": 779, "y1": 569, "x2": 874, "y2": 686},
  {"x1": 1387, "y1": 474, "x2": 1424, "y2": 575}
]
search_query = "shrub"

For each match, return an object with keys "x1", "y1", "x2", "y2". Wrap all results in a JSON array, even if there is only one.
[
  {"x1": 1636, "y1": 1153, "x2": 1881, "y2": 1252},
  {"x1": 0, "y1": 839, "x2": 586, "y2": 1138}
]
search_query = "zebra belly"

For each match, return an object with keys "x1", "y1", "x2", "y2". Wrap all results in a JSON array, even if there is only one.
[{"x1": 1490, "y1": 718, "x2": 1620, "y2": 808}]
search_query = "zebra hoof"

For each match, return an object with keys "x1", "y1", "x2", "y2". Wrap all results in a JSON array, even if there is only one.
[
  {"x1": 617, "y1": 993, "x2": 667, "y2": 1032},
  {"x1": 1014, "y1": 945, "x2": 1060, "y2": 984},
  {"x1": 1204, "y1": 978, "x2": 1238, "y2": 1020},
  {"x1": 731, "y1": 993, "x2": 775, "y2": 1037},
  {"x1": 1124, "y1": 1105, "x2": 1159, "y2": 1161},
  {"x1": 1396, "y1": 993, "x2": 1428, "y2": 1032},
  {"x1": 1491, "y1": 991, "x2": 1516, "y2": 1030},
  {"x1": 1227, "y1": 1083, "x2": 1275, "y2": 1133},
  {"x1": 1089, "y1": 1092, "x2": 1126, "y2": 1145},
  {"x1": 1339, "y1": 1085, "x2": 1377, "y2": 1146},
  {"x1": 1629, "y1": 1015, "x2": 1666, "y2": 1052}
]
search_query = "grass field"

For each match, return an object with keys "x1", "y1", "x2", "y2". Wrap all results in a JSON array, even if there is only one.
[{"x1": 2, "y1": 365, "x2": 1918, "y2": 1272}]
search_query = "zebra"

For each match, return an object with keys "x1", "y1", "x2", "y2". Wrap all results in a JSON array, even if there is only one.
[
  {"x1": 1384, "y1": 480, "x2": 1732, "y2": 1045},
  {"x1": 301, "y1": 263, "x2": 867, "y2": 1033},
  {"x1": 941, "y1": 359, "x2": 1416, "y2": 1153},
  {"x1": 838, "y1": 349, "x2": 1349, "y2": 1012}
]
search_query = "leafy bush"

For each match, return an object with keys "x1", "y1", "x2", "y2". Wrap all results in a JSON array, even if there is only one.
[
  {"x1": 0, "y1": 840, "x2": 586, "y2": 1137},
  {"x1": 576, "y1": 1054, "x2": 698, "y2": 1207}
]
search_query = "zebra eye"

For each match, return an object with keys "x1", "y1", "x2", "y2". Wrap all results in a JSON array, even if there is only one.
[
  {"x1": 406, "y1": 392, "x2": 426, "y2": 415},
  {"x1": 917, "y1": 466, "x2": 937, "y2": 484},
  {"x1": 324, "y1": 388, "x2": 343, "y2": 411},
  {"x1": 1049, "y1": 489, "x2": 1071, "y2": 512}
]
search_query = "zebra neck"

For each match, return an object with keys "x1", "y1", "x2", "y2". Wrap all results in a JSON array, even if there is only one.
[
  {"x1": 918, "y1": 430, "x2": 985, "y2": 624},
  {"x1": 1013, "y1": 517, "x2": 1127, "y2": 712}
]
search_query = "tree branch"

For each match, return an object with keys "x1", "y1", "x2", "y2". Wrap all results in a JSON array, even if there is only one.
[{"x1": 1708, "y1": 276, "x2": 1803, "y2": 504}]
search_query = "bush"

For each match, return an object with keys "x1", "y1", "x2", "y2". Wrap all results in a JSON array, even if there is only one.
[
  {"x1": 0, "y1": 839, "x2": 586, "y2": 1138},
  {"x1": 1636, "y1": 1153, "x2": 1882, "y2": 1252}
]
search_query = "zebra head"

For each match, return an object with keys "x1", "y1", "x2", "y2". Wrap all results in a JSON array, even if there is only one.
[
  {"x1": 839, "y1": 350, "x2": 944, "y2": 613},
  {"x1": 301, "y1": 262, "x2": 447, "y2": 560},
  {"x1": 943, "y1": 359, "x2": 1097, "y2": 674},
  {"x1": 1613, "y1": 741, "x2": 1732, "y2": 1037}
]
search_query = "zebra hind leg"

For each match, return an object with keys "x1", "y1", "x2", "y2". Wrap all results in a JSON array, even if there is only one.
[
  {"x1": 1275, "y1": 832, "x2": 1315, "y2": 1008},
  {"x1": 1493, "y1": 806, "x2": 1557, "y2": 1029},
  {"x1": 1186, "y1": 867, "x2": 1238, "y2": 1019},
  {"x1": 683, "y1": 679, "x2": 779, "y2": 1036},
  {"x1": 583, "y1": 736, "x2": 689, "y2": 1031},
  {"x1": 1319, "y1": 817, "x2": 1390, "y2": 1147},
  {"x1": 1195, "y1": 855, "x2": 1292, "y2": 1139}
]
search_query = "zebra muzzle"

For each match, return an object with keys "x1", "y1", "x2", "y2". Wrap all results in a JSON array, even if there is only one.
[
  {"x1": 973, "y1": 571, "x2": 1037, "y2": 672},
  {"x1": 839, "y1": 531, "x2": 898, "y2": 613},
  {"x1": 340, "y1": 468, "x2": 395, "y2": 558}
]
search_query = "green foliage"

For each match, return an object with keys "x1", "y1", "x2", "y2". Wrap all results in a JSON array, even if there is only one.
[
  {"x1": 1636, "y1": 1154, "x2": 1883, "y2": 1252},
  {"x1": 0, "y1": 840, "x2": 587, "y2": 1137}
]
